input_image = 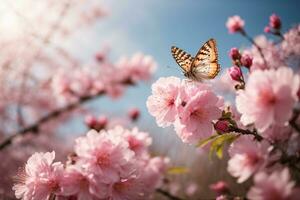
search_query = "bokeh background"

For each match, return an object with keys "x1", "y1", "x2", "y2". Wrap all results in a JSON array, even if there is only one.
[{"x1": 0, "y1": 0, "x2": 300, "y2": 199}]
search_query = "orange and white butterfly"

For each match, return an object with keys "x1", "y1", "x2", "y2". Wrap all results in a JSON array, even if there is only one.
[{"x1": 171, "y1": 38, "x2": 220, "y2": 82}]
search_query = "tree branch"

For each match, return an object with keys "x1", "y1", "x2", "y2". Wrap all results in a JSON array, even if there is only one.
[{"x1": 0, "y1": 80, "x2": 134, "y2": 151}]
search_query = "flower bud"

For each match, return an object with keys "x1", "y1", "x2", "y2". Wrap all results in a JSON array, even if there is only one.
[
  {"x1": 210, "y1": 181, "x2": 229, "y2": 195},
  {"x1": 128, "y1": 108, "x2": 140, "y2": 121},
  {"x1": 264, "y1": 26, "x2": 271, "y2": 33},
  {"x1": 241, "y1": 53, "x2": 253, "y2": 68},
  {"x1": 229, "y1": 48, "x2": 241, "y2": 60},
  {"x1": 269, "y1": 14, "x2": 281, "y2": 30},
  {"x1": 95, "y1": 52, "x2": 106, "y2": 62},
  {"x1": 228, "y1": 66, "x2": 242, "y2": 82},
  {"x1": 97, "y1": 115, "x2": 108, "y2": 130},
  {"x1": 226, "y1": 15, "x2": 245, "y2": 34},
  {"x1": 85, "y1": 115, "x2": 98, "y2": 128},
  {"x1": 214, "y1": 120, "x2": 230, "y2": 134}
]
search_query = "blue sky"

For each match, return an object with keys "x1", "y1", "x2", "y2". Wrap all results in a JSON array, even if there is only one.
[{"x1": 67, "y1": 0, "x2": 300, "y2": 142}]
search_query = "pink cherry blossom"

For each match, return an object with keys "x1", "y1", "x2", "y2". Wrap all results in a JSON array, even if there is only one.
[
  {"x1": 146, "y1": 76, "x2": 181, "y2": 127},
  {"x1": 109, "y1": 177, "x2": 145, "y2": 200},
  {"x1": 116, "y1": 53, "x2": 157, "y2": 83},
  {"x1": 60, "y1": 165, "x2": 106, "y2": 200},
  {"x1": 247, "y1": 168, "x2": 295, "y2": 200},
  {"x1": 123, "y1": 127, "x2": 152, "y2": 158},
  {"x1": 245, "y1": 36, "x2": 284, "y2": 71},
  {"x1": 236, "y1": 67, "x2": 299, "y2": 132},
  {"x1": 211, "y1": 71, "x2": 236, "y2": 95},
  {"x1": 13, "y1": 151, "x2": 64, "y2": 200},
  {"x1": 261, "y1": 125, "x2": 292, "y2": 142},
  {"x1": 282, "y1": 25, "x2": 300, "y2": 61},
  {"x1": 226, "y1": 15, "x2": 245, "y2": 33},
  {"x1": 175, "y1": 86, "x2": 222, "y2": 143},
  {"x1": 74, "y1": 128, "x2": 136, "y2": 184},
  {"x1": 227, "y1": 136, "x2": 269, "y2": 183}
]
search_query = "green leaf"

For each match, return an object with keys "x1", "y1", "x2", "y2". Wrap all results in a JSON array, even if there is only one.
[
  {"x1": 196, "y1": 134, "x2": 219, "y2": 148},
  {"x1": 209, "y1": 133, "x2": 239, "y2": 159},
  {"x1": 167, "y1": 167, "x2": 189, "y2": 175}
]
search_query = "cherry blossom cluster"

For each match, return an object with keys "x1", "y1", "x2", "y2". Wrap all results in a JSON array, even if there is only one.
[
  {"x1": 13, "y1": 126, "x2": 169, "y2": 200},
  {"x1": 147, "y1": 77, "x2": 224, "y2": 144},
  {"x1": 52, "y1": 52, "x2": 156, "y2": 103},
  {"x1": 147, "y1": 14, "x2": 300, "y2": 199}
]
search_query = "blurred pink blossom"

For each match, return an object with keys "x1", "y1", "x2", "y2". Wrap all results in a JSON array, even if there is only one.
[
  {"x1": 228, "y1": 136, "x2": 269, "y2": 183},
  {"x1": 226, "y1": 15, "x2": 245, "y2": 33},
  {"x1": 236, "y1": 67, "x2": 299, "y2": 132},
  {"x1": 210, "y1": 181, "x2": 229, "y2": 195},
  {"x1": 185, "y1": 182, "x2": 198, "y2": 197},
  {"x1": 282, "y1": 25, "x2": 300, "y2": 60},
  {"x1": 247, "y1": 168, "x2": 295, "y2": 200},
  {"x1": 13, "y1": 151, "x2": 64, "y2": 200},
  {"x1": 60, "y1": 165, "x2": 103, "y2": 200},
  {"x1": 116, "y1": 52, "x2": 157, "y2": 83},
  {"x1": 245, "y1": 36, "x2": 284, "y2": 71}
]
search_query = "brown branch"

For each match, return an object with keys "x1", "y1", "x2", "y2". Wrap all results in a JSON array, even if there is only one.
[
  {"x1": 156, "y1": 189, "x2": 185, "y2": 200},
  {"x1": 289, "y1": 108, "x2": 300, "y2": 133},
  {"x1": 0, "y1": 80, "x2": 134, "y2": 151},
  {"x1": 229, "y1": 126, "x2": 263, "y2": 141}
]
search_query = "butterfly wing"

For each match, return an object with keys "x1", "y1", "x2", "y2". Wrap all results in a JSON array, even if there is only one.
[
  {"x1": 191, "y1": 38, "x2": 220, "y2": 79},
  {"x1": 171, "y1": 46, "x2": 194, "y2": 73}
]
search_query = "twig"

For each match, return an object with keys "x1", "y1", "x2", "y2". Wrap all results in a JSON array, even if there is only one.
[
  {"x1": 0, "y1": 79, "x2": 134, "y2": 151},
  {"x1": 156, "y1": 189, "x2": 185, "y2": 200},
  {"x1": 240, "y1": 30, "x2": 268, "y2": 68},
  {"x1": 229, "y1": 126, "x2": 263, "y2": 141},
  {"x1": 289, "y1": 108, "x2": 300, "y2": 133}
]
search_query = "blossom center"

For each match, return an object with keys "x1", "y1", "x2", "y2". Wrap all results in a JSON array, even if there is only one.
[
  {"x1": 128, "y1": 136, "x2": 141, "y2": 151},
  {"x1": 191, "y1": 109, "x2": 206, "y2": 121},
  {"x1": 47, "y1": 179, "x2": 59, "y2": 192},
  {"x1": 259, "y1": 89, "x2": 277, "y2": 106},
  {"x1": 167, "y1": 98, "x2": 175, "y2": 107},
  {"x1": 97, "y1": 153, "x2": 111, "y2": 167}
]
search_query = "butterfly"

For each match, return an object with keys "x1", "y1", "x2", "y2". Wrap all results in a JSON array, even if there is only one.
[{"x1": 171, "y1": 38, "x2": 220, "y2": 82}]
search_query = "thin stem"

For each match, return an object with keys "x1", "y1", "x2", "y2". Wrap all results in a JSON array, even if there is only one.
[
  {"x1": 156, "y1": 189, "x2": 185, "y2": 200},
  {"x1": 229, "y1": 126, "x2": 263, "y2": 141},
  {"x1": 0, "y1": 79, "x2": 134, "y2": 151},
  {"x1": 240, "y1": 30, "x2": 268, "y2": 68}
]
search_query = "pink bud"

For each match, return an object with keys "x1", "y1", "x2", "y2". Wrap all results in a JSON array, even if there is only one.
[
  {"x1": 85, "y1": 115, "x2": 98, "y2": 128},
  {"x1": 228, "y1": 66, "x2": 242, "y2": 81},
  {"x1": 226, "y1": 15, "x2": 245, "y2": 34},
  {"x1": 210, "y1": 181, "x2": 229, "y2": 195},
  {"x1": 214, "y1": 120, "x2": 229, "y2": 134},
  {"x1": 229, "y1": 48, "x2": 241, "y2": 60},
  {"x1": 97, "y1": 115, "x2": 108, "y2": 128},
  {"x1": 241, "y1": 53, "x2": 253, "y2": 68},
  {"x1": 95, "y1": 52, "x2": 106, "y2": 62},
  {"x1": 269, "y1": 14, "x2": 281, "y2": 29},
  {"x1": 264, "y1": 26, "x2": 271, "y2": 33},
  {"x1": 128, "y1": 108, "x2": 140, "y2": 121}
]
